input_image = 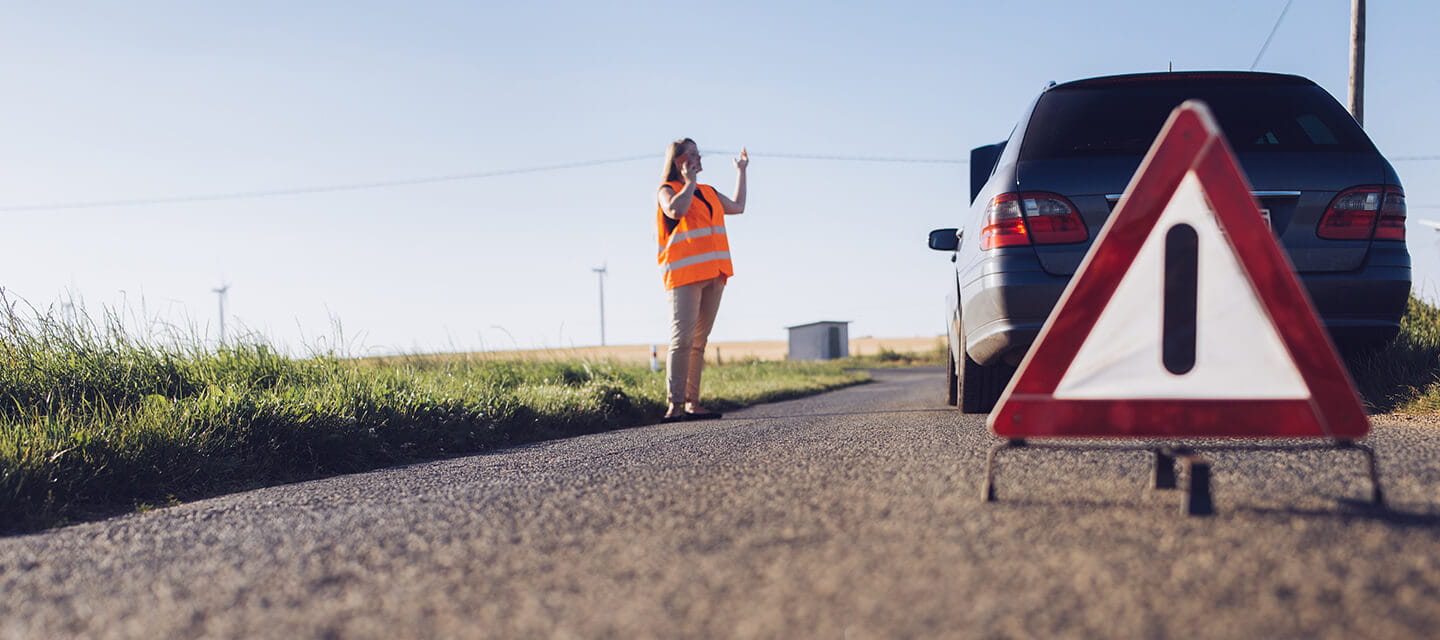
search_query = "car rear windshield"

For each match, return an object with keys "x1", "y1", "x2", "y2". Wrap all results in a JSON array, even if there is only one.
[{"x1": 1019, "y1": 81, "x2": 1374, "y2": 161}]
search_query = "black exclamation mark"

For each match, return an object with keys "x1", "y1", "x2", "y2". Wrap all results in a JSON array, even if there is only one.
[{"x1": 1163, "y1": 224, "x2": 1198, "y2": 375}]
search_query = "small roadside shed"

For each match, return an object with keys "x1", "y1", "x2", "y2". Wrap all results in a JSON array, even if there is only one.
[{"x1": 786, "y1": 321, "x2": 850, "y2": 361}]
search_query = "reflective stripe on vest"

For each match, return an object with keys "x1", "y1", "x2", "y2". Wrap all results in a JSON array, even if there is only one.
[
  {"x1": 661, "y1": 250, "x2": 733, "y2": 272},
  {"x1": 658, "y1": 225, "x2": 727, "y2": 254},
  {"x1": 656, "y1": 181, "x2": 734, "y2": 289}
]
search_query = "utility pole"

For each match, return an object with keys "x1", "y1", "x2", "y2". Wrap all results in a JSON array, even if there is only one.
[
  {"x1": 212, "y1": 283, "x2": 230, "y2": 345},
  {"x1": 1349, "y1": 0, "x2": 1366, "y2": 126},
  {"x1": 592, "y1": 265, "x2": 607, "y2": 346}
]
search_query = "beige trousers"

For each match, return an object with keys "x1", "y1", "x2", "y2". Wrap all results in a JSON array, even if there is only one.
[{"x1": 666, "y1": 276, "x2": 726, "y2": 403}]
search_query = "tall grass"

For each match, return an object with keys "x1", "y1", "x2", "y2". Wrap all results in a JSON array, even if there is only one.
[
  {"x1": 1349, "y1": 296, "x2": 1440, "y2": 413},
  {"x1": 0, "y1": 302, "x2": 866, "y2": 534}
]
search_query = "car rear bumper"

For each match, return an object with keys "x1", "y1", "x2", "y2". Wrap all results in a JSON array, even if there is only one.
[
  {"x1": 960, "y1": 247, "x2": 1411, "y2": 367},
  {"x1": 1304, "y1": 246, "x2": 1411, "y2": 349},
  {"x1": 959, "y1": 252, "x2": 1066, "y2": 366}
]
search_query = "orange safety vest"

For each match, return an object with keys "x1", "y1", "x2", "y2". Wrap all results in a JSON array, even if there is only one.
[{"x1": 656, "y1": 181, "x2": 734, "y2": 289}]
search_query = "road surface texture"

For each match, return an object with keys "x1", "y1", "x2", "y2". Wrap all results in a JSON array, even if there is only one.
[{"x1": 3, "y1": 368, "x2": 1439, "y2": 638}]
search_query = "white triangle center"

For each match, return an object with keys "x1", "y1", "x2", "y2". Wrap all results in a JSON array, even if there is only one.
[{"x1": 1052, "y1": 172, "x2": 1309, "y2": 399}]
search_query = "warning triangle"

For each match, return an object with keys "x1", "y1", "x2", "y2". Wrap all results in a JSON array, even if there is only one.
[{"x1": 988, "y1": 100, "x2": 1369, "y2": 440}]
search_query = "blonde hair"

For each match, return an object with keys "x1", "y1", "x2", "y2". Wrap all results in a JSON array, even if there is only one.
[{"x1": 660, "y1": 138, "x2": 696, "y2": 185}]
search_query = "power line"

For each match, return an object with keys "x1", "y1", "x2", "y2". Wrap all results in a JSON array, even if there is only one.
[
  {"x1": 0, "y1": 148, "x2": 1433, "y2": 214},
  {"x1": 0, "y1": 150, "x2": 968, "y2": 213},
  {"x1": 1250, "y1": 0, "x2": 1296, "y2": 70},
  {"x1": 706, "y1": 150, "x2": 968, "y2": 165},
  {"x1": 0, "y1": 155, "x2": 654, "y2": 213}
]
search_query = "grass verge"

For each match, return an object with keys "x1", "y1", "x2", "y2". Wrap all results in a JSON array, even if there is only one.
[
  {"x1": 0, "y1": 309, "x2": 866, "y2": 534},
  {"x1": 1349, "y1": 295, "x2": 1440, "y2": 413}
]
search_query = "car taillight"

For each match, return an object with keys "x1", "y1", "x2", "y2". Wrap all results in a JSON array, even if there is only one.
[
  {"x1": 980, "y1": 192, "x2": 1088, "y2": 250},
  {"x1": 1375, "y1": 186, "x2": 1406, "y2": 241},
  {"x1": 1318, "y1": 185, "x2": 1405, "y2": 241},
  {"x1": 980, "y1": 193, "x2": 1028, "y2": 249}
]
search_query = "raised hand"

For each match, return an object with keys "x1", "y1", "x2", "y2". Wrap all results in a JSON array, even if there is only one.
[{"x1": 735, "y1": 147, "x2": 749, "y2": 171}]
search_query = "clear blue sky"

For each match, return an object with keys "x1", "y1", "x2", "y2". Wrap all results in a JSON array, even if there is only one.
[{"x1": 2, "y1": 1, "x2": 1437, "y2": 355}]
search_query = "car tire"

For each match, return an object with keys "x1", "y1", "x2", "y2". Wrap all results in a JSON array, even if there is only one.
[
  {"x1": 945, "y1": 345, "x2": 959, "y2": 406},
  {"x1": 958, "y1": 332, "x2": 1015, "y2": 415}
]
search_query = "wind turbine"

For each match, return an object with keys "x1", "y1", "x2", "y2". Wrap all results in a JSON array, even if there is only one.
[
  {"x1": 212, "y1": 283, "x2": 230, "y2": 344},
  {"x1": 592, "y1": 264, "x2": 608, "y2": 346}
]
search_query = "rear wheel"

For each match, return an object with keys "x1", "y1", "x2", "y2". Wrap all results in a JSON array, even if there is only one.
[{"x1": 958, "y1": 333, "x2": 1016, "y2": 415}]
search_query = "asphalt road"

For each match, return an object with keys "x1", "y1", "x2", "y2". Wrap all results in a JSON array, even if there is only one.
[{"x1": 4, "y1": 367, "x2": 1440, "y2": 639}]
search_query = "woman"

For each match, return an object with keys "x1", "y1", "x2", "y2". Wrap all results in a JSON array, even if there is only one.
[{"x1": 655, "y1": 138, "x2": 748, "y2": 422}]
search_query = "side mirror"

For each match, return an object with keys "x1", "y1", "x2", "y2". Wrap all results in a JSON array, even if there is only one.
[{"x1": 928, "y1": 228, "x2": 962, "y2": 251}]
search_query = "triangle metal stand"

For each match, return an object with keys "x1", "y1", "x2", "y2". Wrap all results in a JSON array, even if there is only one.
[{"x1": 982, "y1": 438, "x2": 1384, "y2": 516}]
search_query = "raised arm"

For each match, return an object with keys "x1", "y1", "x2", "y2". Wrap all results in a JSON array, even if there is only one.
[{"x1": 718, "y1": 148, "x2": 747, "y2": 214}]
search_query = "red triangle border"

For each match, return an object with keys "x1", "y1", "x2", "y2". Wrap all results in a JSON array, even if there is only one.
[{"x1": 988, "y1": 101, "x2": 1369, "y2": 440}]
